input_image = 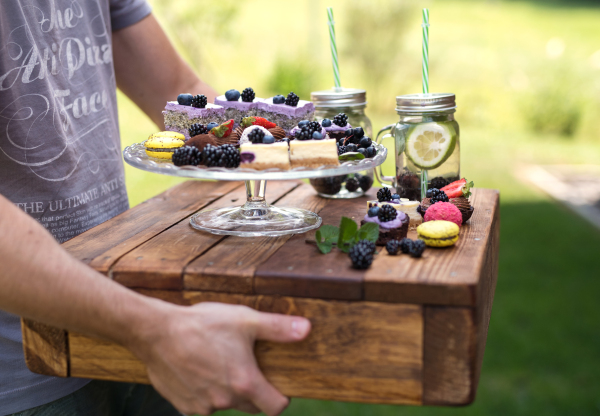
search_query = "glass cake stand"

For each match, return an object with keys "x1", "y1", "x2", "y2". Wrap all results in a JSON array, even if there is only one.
[{"x1": 123, "y1": 143, "x2": 387, "y2": 237}]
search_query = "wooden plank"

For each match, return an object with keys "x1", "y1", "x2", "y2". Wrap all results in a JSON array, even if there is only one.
[
  {"x1": 21, "y1": 319, "x2": 69, "y2": 378},
  {"x1": 111, "y1": 181, "x2": 300, "y2": 290},
  {"x1": 63, "y1": 180, "x2": 241, "y2": 274},
  {"x1": 253, "y1": 191, "x2": 373, "y2": 300},
  {"x1": 364, "y1": 188, "x2": 500, "y2": 306},
  {"x1": 422, "y1": 306, "x2": 474, "y2": 405},
  {"x1": 255, "y1": 296, "x2": 423, "y2": 405},
  {"x1": 67, "y1": 291, "x2": 424, "y2": 405},
  {"x1": 472, "y1": 194, "x2": 500, "y2": 396},
  {"x1": 183, "y1": 183, "x2": 328, "y2": 294}
]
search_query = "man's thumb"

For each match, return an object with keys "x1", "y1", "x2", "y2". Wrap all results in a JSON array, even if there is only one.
[{"x1": 254, "y1": 312, "x2": 311, "y2": 343}]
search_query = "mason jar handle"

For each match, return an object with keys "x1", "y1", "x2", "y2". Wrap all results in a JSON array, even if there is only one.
[{"x1": 375, "y1": 124, "x2": 395, "y2": 186}]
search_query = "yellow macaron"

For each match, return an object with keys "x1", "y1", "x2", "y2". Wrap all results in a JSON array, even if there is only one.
[
  {"x1": 417, "y1": 220, "x2": 460, "y2": 247},
  {"x1": 144, "y1": 131, "x2": 185, "y2": 159}
]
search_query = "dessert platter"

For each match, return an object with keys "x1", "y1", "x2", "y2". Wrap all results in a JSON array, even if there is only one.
[{"x1": 123, "y1": 89, "x2": 386, "y2": 237}]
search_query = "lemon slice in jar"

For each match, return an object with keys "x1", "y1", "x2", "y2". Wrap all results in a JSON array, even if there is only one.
[{"x1": 405, "y1": 122, "x2": 456, "y2": 169}]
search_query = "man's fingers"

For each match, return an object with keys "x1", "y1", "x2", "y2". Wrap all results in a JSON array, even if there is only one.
[
  {"x1": 254, "y1": 312, "x2": 311, "y2": 343},
  {"x1": 245, "y1": 369, "x2": 290, "y2": 416}
]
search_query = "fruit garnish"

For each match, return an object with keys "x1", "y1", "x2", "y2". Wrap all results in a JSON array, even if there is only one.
[
  {"x1": 241, "y1": 117, "x2": 276, "y2": 129},
  {"x1": 272, "y1": 95, "x2": 285, "y2": 104},
  {"x1": 285, "y1": 92, "x2": 300, "y2": 106},
  {"x1": 191, "y1": 94, "x2": 207, "y2": 108},
  {"x1": 225, "y1": 89, "x2": 240, "y2": 101},
  {"x1": 241, "y1": 87, "x2": 255, "y2": 102},
  {"x1": 333, "y1": 113, "x2": 349, "y2": 127},
  {"x1": 405, "y1": 122, "x2": 456, "y2": 169},
  {"x1": 441, "y1": 178, "x2": 474, "y2": 198},
  {"x1": 210, "y1": 119, "x2": 234, "y2": 138}
]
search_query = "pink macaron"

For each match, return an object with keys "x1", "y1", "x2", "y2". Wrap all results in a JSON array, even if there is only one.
[{"x1": 423, "y1": 202, "x2": 463, "y2": 227}]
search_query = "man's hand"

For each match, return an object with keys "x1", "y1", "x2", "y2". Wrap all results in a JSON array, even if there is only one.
[{"x1": 129, "y1": 302, "x2": 311, "y2": 416}]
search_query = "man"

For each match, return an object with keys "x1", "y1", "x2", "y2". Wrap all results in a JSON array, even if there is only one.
[{"x1": 0, "y1": 1, "x2": 311, "y2": 415}]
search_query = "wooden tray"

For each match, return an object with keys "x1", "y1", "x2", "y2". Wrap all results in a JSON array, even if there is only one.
[{"x1": 22, "y1": 180, "x2": 499, "y2": 406}]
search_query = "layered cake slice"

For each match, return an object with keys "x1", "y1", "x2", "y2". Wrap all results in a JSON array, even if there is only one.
[
  {"x1": 215, "y1": 88, "x2": 263, "y2": 126},
  {"x1": 289, "y1": 138, "x2": 340, "y2": 168},
  {"x1": 239, "y1": 142, "x2": 291, "y2": 170},
  {"x1": 163, "y1": 101, "x2": 226, "y2": 140},
  {"x1": 256, "y1": 92, "x2": 315, "y2": 133}
]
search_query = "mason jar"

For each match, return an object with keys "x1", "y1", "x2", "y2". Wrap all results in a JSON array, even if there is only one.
[
  {"x1": 376, "y1": 93, "x2": 460, "y2": 201},
  {"x1": 308, "y1": 88, "x2": 374, "y2": 198}
]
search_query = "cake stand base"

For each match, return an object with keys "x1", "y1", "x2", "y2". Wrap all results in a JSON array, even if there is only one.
[{"x1": 189, "y1": 180, "x2": 322, "y2": 237}]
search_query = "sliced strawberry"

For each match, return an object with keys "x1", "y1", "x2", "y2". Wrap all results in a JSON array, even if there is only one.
[
  {"x1": 241, "y1": 116, "x2": 276, "y2": 129},
  {"x1": 211, "y1": 119, "x2": 234, "y2": 138},
  {"x1": 441, "y1": 178, "x2": 473, "y2": 198}
]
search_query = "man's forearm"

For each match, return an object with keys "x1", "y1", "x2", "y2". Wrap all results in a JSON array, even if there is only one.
[
  {"x1": 112, "y1": 14, "x2": 218, "y2": 128},
  {"x1": 0, "y1": 194, "x2": 167, "y2": 348}
]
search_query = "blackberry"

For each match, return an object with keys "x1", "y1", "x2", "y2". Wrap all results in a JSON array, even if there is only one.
[
  {"x1": 345, "y1": 177, "x2": 360, "y2": 192},
  {"x1": 172, "y1": 146, "x2": 202, "y2": 166},
  {"x1": 430, "y1": 189, "x2": 449, "y2": 204},
  {"x1": 309, "y1": 176, "x2": 344, "y2": 195},
  {"x1": 430, "y1": 176, "x2": 449, "y2": 189},
  {"x1": 220, "y1": 144, "x2": 241, "y2": 168},
  {"x1": 386, "y1": 240, "x2": 400, "y2": 255},
  {"x1": 377, "y1": 187, "x2": 393, "y2": 202},
  {"x1": 399, "y1": 238, "x2": 413, "y2": 254},
  {"x1": 349, "y1": 240, "x2": 376, "y2": 269},
  {"x1": 241, "y1": 87, "x2": 255, "y2": 102},
  {"x1": 409, "y1": 239, "x2": 426, "y2": 258},
  {"x1": 358, "y1": 174, "x2": 373, "y2": 191},
  {"x1": 308, "y1": 121, "x2": 321, "y2": 134},
  {"x1": 191, "y1": 94, "x2": 207, "y2": 108},
  {"x1": 332, "y1": 113, "x2": 348, "y2": 127},
  {"x1": 248, "y1": 128, "x2": 265, "y2": 144},
  {"x1": 285, "y1": 92, "x2": 300, "y2": 106},
  {"x1": 377, "y1": 204, "x2": 398, "y2": 222},
  {"x1": 188, "y1": 123, "x2": 208, "y2": 137},
  {"x1": 337, "y1": 145, "x2": 347, "y2": 155}
]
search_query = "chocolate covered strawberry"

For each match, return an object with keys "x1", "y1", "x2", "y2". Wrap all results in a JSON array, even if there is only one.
[
  {"x1": 210, "y1": 119, "x2": 234, "y2": 138},
  {"x1": 241, "y1": 116, "x2": 276, "y2": 130}
]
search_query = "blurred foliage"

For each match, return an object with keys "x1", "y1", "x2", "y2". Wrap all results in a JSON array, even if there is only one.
[
  {"x1": 524, "y1": 84, "x2": 582, "y2": 137},
  {"x1": 266, "y1": 55, "x2": 316, "y2": 99}
]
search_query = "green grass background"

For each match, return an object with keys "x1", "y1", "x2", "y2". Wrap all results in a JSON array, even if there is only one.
[{"x1": 118, "y1": 0, "x2": 600, "y2": 414}]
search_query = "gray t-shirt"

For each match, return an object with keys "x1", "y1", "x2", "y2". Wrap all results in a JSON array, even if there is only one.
[{"x1": 0, "y1": 1, "x2": 151, "y2": 414}]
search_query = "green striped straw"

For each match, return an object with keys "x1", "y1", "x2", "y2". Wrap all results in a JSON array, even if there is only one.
[
  {"x1": 327, "y1": 7, "x2": 341, "y2": 91},
  {"x1": 422, "y1": 8, "x2": 430, "y2": 94}
]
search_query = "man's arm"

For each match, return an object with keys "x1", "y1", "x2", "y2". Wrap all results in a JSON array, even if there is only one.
[
  {"x1": 112, "y1": 14, "x2": 217, "y2": 128},
  {"x1": 0, "y1": 193, "x2": 310, "y2": 415}
]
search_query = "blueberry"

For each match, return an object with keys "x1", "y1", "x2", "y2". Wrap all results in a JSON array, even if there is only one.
[
  {"x1": 225, "y1": 89, "x2": 240, "y2": 101},
  {"x1": 207, "y1": 122, "x2": 219, "y2": 130},
  {"x1": 298, "y1": 120, "x2": 309, "y2": 127},
  {"x1": 346, "y1": 143, "x2": 358, "y2": 152},
  {"x1": 359, "y1": 137, "x2": 372, "y2": 148},
  {"x1": 312, "y1": 131, "x2": 323, "y2": 140},
  {"x1": 273, "y1": 95, "x2": 285, "y2": 104},
  {"x1": 354, "y1": 127, "x2": 365, "y2": 138},
  {"x1": 177, "y1": 93, "x2": 193, "y2": 106},
  {"x1": 263, "y1": 134, "x2": 275, "y2": 144},
  {"x1": 321, "y1": 118, "x2": 332, "y2": 127},
  {"x1": 357, "y1": 148, "x2": 367, "y2": 156},
  {"x1": 392, "y1": 193, "x2": 400, "y2": 200},
  {"x1": 345, "y1": 128, "x2": 353, "y2": 137},
  {"x1": 365, "y1": 146, "x2": 376, "y2": 158},
  {"x1": 368, "y1": 206, "x2": 380, "y2": 217}
]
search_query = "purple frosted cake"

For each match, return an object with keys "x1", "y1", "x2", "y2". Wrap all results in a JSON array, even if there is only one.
[
  {"x1": 214, "y1": 95, "x2": 264, "y2": 126},
  {"x1": 360, "y1": 208, "x2": 410, "y2": 246},
  {"x1": 256, "y1": 97, "x2": 315, "y2": 133},
  {"x1": 163, "y1": 102, "x2": 226, "y2": 140}
]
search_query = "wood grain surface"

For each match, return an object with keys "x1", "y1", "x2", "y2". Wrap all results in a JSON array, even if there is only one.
[
  {"x1": 364, "y1": 188, "x2": 500, "y2": 306},
  {"x1": 67, "y1": 292, "x2": 424, "y2": 405},
  {"x1": 21, "y1": 319, "x2": 69, "y2": 378},
  {"x1": 111, "y1": 181, "x2": 299, "y2": 290}
]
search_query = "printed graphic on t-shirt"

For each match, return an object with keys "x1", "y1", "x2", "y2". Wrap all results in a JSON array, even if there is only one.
[{"x1": 0, "y1": 0, "x2": 129, "y2": 242}]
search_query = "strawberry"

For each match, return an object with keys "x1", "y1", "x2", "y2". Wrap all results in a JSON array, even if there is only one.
[
  {"x1": 241, "y1": 116, "x2": 276, "y2": 129},
  {"x1": 441, "y1": 178, "x2": 474, "y2": 198},
  {"x1": 210, "y1": 119, "x2": 234, "y2": 138}
]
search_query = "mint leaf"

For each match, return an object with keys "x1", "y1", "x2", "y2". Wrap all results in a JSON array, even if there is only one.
[
  {"x1": 357, "y1": 222, "x2": 379, "y2": 244},
  {"x1": 338, "y1": 152, "x2": 365, "y2": 162},
  {"x1": 315, "y1": 225, "x2": 339, "y2": 254},
  {"x1": 338, "y1": 217, "x2": 358, "y2": 253}
]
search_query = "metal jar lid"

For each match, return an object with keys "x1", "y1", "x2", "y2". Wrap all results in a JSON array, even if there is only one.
[
  {"x1": 311, "y1": 88, "x2": 367, "y2": 108},
  {"x1": 395, "y1": 93, "x2": 456, "y2": 113}
]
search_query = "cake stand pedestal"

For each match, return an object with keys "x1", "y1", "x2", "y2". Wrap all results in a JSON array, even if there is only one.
[{"x1": 123, "y1": 142, "x2": 387, "y2": 237}]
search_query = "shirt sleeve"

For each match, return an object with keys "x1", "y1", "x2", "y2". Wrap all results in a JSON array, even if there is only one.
[{"x1": 109, "y1": 0, "x2": 152, "y2": 31}]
